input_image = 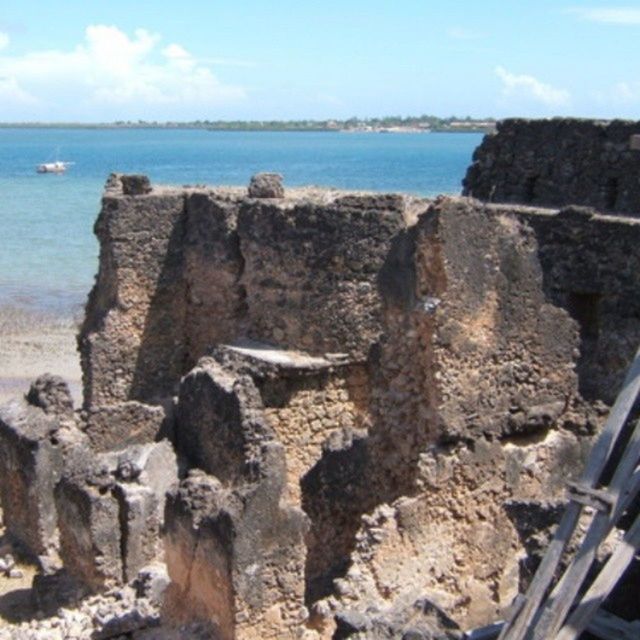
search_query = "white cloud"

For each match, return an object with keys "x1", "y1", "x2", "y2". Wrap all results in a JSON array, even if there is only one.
[
  {"x1": 0, "y1": 75, "x2": 36, "y2": 105},
  {"x1": 0, "y1": 25, "x2": 246, "y2": 120},
  {"x1": 163, "y1": 43, "x2": 190, "y2": 60},
  {"x1": 594, "y1": 80, "x2": 640, "y2": 105},
  {"x1": 567, "y1": 7, "x2": 640, "y2": 25},
  {"x1": 495, "y1": 66, "x2": 571, "y2": 107},
  {"x1": 612, "y1": 81, "x2": 640, "y2": 101},
  {"x1": 0, "y1": 32, "x2": 9, "y2": 51}
]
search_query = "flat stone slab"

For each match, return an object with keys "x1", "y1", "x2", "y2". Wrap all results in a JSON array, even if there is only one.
[{"x1": 224, "y1": 339, "x2": 349, "y2": 370}]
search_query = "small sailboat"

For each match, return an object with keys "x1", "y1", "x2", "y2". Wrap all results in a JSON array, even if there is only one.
[
  {"x1": 36, "y1": 160, "x2": 73, "y2": 174},
  {"x1": 36, "y1": 147, "x2": 74, "y2": 174}
]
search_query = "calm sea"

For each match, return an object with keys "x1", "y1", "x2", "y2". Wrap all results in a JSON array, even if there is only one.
[{"x1": 0, "y1": 128, "x2": 482, "y2": 315}]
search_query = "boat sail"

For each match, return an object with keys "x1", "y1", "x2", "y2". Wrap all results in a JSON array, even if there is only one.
[{"x1": 36, "y1": 147, "x2": 74, "y2": 174}]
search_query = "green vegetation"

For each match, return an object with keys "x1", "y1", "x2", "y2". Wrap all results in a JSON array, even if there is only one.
[{"x1": 0, "y1": 115, "x2": 496, "y2": 133}]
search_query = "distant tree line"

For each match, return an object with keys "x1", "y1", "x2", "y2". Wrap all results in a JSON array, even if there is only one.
[{"x1": 0, "y1": 115, "x2": 496, "y2": 132}]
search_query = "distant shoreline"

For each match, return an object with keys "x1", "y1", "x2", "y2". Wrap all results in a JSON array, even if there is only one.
[{"x1": 0, "y1": 118, "x2": 496, "y2": 134}]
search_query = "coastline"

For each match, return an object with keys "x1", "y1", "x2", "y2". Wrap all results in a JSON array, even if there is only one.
[{"x1": 0, "y1": 305, "x2": 82, "y2": 406}]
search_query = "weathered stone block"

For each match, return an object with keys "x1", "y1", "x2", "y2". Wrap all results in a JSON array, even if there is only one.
[
  {"x1": 83, "y1": 401, "x2": 169, "y2": 451},
  {"x1": 183, "y1": 192, "x2": 244, "y2": 368},
  {"x1": 26, "y1": 373, "x2": 74, "y2": 419},
  {"x1": 53, "y1": 439, "x2": 177, "y2": 591},
  {"x1": 237, "y1": 194, "x2": 411, "y2": 357},
  {"x1": 113, "y1": 440, "x2": 179, "y2": 582},
  {"x1": 0, "y1": 399, "x2": 63, "y2": 558},
  {"x1": 79, "y1": 186, "x2": 187, "y2": 406},
  {"x1": 163, "y1": 468, "x2": 308, "y2": 640},
  {"x1": 55, "y1": 473, "x2": 122, "y2": 591},
  {"x1": 114, "y1": 483, "x2": 159, "y2": 582},
  {"x1": 247, "y1": 172, "x2": 284, "y2": 198},
  {"x1": 176, "y1": 358, "x2": 273, "y2": 485},
  {"x1": 120, "y1": 174, "x2": 152, "y2": 196}
]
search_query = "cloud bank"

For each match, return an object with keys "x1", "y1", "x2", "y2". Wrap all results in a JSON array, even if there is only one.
[
  {"x1": 495, "y1": 66, "x2": 571, "y2": 107},
  {"x1": 0, "y1": 25, "x2": 246, "y2": 121},
  {"x1": 568, "y1": 7, "x2": 640, "y2": 25}
]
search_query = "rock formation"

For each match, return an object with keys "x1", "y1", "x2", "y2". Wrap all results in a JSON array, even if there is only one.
[
  {"x1": 1, "y1": 119, "x2": 640, "y2": 639},
  {"x1": 463, "y1": 118, "x2": 640, "y2": 214}
]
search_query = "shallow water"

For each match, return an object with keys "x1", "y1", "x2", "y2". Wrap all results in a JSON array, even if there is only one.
[{"x1": 0, "y1": 128, "x2": 482, "y2": 314}]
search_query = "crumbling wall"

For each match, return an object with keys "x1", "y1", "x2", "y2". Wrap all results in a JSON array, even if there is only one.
[
  {"x1": 77, "y1": 176, "x2": 640, "y2": 636},
  {"x1": 80, "y1": 182, "x2": 187, "y2": 406},
  {"x1": 523, "y1": 206, "x2": 640, "y2": 403},
  {"x1": 421, "y1": 198, "x2": 581, "y2": 442},
  {"x1": 326, "y1": 431, "x2": 587, "y2": 631},
  {"x1": 54, "y1": 440, "x2": 178, "y2": 592},
  {"x1": 167, "y1": 358, "x2": 309, "y2": 639},
  {"x1": 79, "y1": 179, "x2": 413, "y2": 412},
  {"x1": 183, "y1": 192, "x2": 245, "y2": 370},
  {"x1": 262, "y1": 364, "x2": 370, "y2": 506},
  {"x1": 463, "y1": 118, "x2": 640, "y2": 214},
  {"x1": 0, "y1": 400, "x2": 64, "y2": 559},
  {"x1": 316, "y1": 197, "x2": 640, "y2": 630},
  {"x1": 237, "y1": 195, "x2": 408, "y2": 357}
]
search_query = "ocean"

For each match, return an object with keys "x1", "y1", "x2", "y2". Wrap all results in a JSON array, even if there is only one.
[{"x1": 0, "y1": 128, "x2": 482, "y2": 316}]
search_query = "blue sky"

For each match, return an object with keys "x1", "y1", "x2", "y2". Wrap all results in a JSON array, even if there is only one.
[{"x1": 0, "y1": 1, "x2": 639, "y2": 121}]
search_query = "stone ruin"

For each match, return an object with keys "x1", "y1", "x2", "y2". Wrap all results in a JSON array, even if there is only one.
[{"x1": 1, "y1": 119, "x2": 640, "y2": 639}]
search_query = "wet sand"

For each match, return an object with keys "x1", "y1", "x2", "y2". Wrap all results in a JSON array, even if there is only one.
[{"x1": 0, "y1": 306, "x2": 82, "y2": 406}]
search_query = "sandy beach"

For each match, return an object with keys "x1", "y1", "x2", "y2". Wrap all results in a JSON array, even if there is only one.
[{"x1": 0, "y1": 306, "x2": 82, "y2": 407}]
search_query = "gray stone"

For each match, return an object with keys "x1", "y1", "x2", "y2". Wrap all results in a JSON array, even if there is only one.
[
  {"x1": 120, "y1": 174, "x2": 152, "y2": 196},
  {"x1": 83, "y1": 401, "x2": 169, "y2": 451},
  {"x1": 175, "y1": 359, "x2": 272, "y2": 483},
  {"x1": 55, "y1": 473, "x2": 123, "y2": 591},
  {"x1": 114, "y1": 484, "x2": 159, "y2": 582},
  {"x1": 26, "y1": 374, "x2": 74, "y2": 418},
  {"x1": 247, "y1": 172, "x2": 284, "y2": 198},
  {"x1": 463, "y1": 118, "x2": 640, "y2": 214},
  {"x1": 165, "y1": 391, "x2": 308, "y2": 639},
  {"x1": 135, "y1": 564, "x2": 170, "y2": 605},
  {"x1": 335, "y1": 610, "x2": 372, "y2": 637},
  {"x1": 0, "y1": 399, "x2": 63, "y2": 559}
]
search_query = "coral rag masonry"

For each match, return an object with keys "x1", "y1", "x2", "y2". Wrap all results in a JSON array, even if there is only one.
[{"x1": 0, "y1": 119, "x2": 639, "y2": 639}]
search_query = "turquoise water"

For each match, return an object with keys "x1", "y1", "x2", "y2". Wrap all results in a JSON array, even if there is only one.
[{"x1": 0, "y1": 128, "x2": 482, "y2": 314}]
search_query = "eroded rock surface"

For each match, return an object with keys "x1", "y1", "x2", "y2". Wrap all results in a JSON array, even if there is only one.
[{"x1": 463, "y1": 118, "x2": 640, "y2": 213}]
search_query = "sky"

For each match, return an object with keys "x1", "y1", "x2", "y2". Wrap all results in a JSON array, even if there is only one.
[{"x1": 0, "y1": 1, "x2": 639, "y2": 122}]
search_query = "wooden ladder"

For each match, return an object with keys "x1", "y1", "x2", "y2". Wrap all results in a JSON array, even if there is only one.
[{"x1": 497, "y1": 345, "x2": 640, "y2": 640}]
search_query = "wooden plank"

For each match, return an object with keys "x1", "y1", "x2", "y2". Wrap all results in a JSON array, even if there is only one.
[
  {"x1": 556, "y1": 512, "x2": 640, "y2": 640},
  {"x1": 587, "y1": 610, "x2": 640, "y2": 640},
  {"x1": 566, "y1": 482, "x2": 614, "y2": 513},
  {"x1": 532, "y1": 421, "x2": 640, "y2": 639},
  {"x1": 463, "y1": 612, "x2": 640, "y2": 640},
  {"x1": 499, "y1": 344, "x2": 640, "y2": 640}
]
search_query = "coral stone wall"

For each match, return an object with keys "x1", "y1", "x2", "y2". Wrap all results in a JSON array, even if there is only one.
[
  {"x1": 237, "y1": 195, "x2": 409, "y2": 358},
  {"x1": 263, "y1": 365, "x2": 370, "y2": 506},
  {"x1": 80, "y1": 190, "x2": 187, "y2": 407},
  {"x1": 463, "y1": 118, "x2": 640, "y2": 214},
  {"x1": 79, "y1": 180, "x2": 419, "y2": 411}
]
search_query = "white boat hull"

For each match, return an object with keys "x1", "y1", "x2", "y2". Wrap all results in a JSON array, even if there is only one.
[{"x1": 37, "y1": 161, "x2": 69, "y2": 174}]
